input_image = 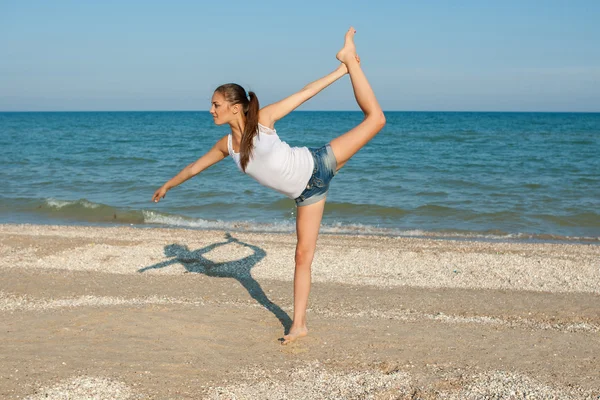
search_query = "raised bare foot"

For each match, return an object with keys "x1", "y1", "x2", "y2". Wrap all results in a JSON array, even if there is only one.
[
  {"x1": 281, "y1": 325, "x2": 308, "y2": 345},
  {"x1": 336, "y1": 27, "x2": 358, "y2": 65}
]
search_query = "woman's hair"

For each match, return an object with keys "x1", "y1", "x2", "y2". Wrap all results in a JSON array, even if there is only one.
[{"x1": 214, "y1": 83, "x2": 259, "y2": 172}]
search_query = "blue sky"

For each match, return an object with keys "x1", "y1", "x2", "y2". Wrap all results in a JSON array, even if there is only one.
[{"x1": 1, "y1": 0, "x2": 599, "y2": 111}]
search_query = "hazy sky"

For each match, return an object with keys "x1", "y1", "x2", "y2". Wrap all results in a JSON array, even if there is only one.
[{"x1": 1, "y1": 0, "x2": 599, "y2": 111}]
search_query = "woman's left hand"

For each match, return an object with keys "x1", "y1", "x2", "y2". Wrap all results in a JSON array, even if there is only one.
[{"x1": 152, "y1": 186, "x2": 168, "y2": 203}]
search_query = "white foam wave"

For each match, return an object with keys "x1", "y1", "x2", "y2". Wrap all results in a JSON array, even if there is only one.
[
  {"x1": 143, "y1": 210, "x2": 419, "y2": 236},
  {"x1": 133, "y1": 210, "x2": 600, "y2": 243},
  {"x1": 141, "y1": 211, "x2": 600, "y2": 242},
  {"x1": 46, "y1": 198, "x2": 101, "y2": 209},
  {"x1": 142, "y1": 210, "x2": 296, "y2": 232}
]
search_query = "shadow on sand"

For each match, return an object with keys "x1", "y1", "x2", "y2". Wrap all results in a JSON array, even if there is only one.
[{"x1": 137, "y1": 233, "x2": 292, "y2": 333}]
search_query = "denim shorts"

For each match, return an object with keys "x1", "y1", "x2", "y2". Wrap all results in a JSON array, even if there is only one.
[{"x1": 295, "y1": 144, "x2": 338, "y2": 207}]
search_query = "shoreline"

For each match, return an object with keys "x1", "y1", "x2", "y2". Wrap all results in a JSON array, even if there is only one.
[{"x1": 2, "y1": 220, "x2": 598, "y2": 246}]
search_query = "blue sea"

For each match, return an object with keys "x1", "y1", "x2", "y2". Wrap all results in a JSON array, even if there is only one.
[{"x1": 1, "y1": 111, "x2": 599, "y2": 242}]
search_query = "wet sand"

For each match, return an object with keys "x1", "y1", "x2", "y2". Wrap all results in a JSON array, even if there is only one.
[{"x1": 1, "y1": 224, "x2": 599, "y2": 399}]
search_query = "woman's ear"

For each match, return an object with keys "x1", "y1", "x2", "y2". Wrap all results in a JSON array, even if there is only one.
[{"x1": 232, "y1": 104, "x2": 240, "y2": 114}]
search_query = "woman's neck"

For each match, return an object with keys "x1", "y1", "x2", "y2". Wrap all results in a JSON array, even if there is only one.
[{"x1": 229, "y1": 117, "x2": 245, "y2": 138}]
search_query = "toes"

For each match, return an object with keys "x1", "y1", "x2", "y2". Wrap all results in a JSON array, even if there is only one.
[{"x1": 281, "y1": 332, "x2": 300, "y2": 345}]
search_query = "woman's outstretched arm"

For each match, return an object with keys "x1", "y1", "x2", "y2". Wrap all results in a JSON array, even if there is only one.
[
  {"x1": 258, "y1": 64, "x2": 348, "y2": 129},
  {"x1": 151, "y1": 135, "x2": 229, "y2": 202}
]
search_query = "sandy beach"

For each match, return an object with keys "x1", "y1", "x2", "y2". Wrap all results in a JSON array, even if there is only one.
[{"x1": 1, "y1": 224, "x2": 599, "y2": 399}]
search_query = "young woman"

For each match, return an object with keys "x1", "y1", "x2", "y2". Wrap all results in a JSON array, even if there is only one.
[{"x1": 152, "y1": 27, "x2": 385, "y2": 344}]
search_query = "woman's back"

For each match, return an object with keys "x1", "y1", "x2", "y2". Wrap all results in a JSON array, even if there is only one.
[{"x1": 228, "y1": 123, "x2": 314, "y2": 199}]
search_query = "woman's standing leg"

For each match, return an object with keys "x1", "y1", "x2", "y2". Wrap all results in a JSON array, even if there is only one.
[
  {"x1": 330, "y1": 28, "x2": 386, "y2": 171},
  {"x1": 283, "y1": 28, "x2": 384, "y2": 344},
  {"x1": 282, "y1": 198, "x2": 326, "y2": 345}
]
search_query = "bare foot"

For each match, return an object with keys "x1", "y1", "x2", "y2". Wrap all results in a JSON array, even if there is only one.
[
  {"x1": 281, "y1": 325, "x2": 308, "y2": 345},
  {"x1": 336, "y1": 27, "x2": 358, "y2": 65}
]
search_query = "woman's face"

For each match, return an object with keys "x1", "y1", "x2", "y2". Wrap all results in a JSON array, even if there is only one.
[{"x1": 210, "y1": 91, "x2": 236, "y2": 126}]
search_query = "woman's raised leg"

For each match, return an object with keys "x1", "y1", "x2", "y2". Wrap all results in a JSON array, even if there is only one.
[
  {"x1": 329, "y1": 28, "x2": 386, "y2": 171},
  {"x1": 282, "y1": 198, "x2": 326, "y2": 345}
]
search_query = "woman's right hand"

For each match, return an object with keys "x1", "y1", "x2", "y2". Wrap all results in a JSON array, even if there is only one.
[{"x1": 152, "y1": 186, "x2": 168, "y2": 203}]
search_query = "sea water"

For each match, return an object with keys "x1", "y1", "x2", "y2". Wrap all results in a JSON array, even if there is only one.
[{"x1": 1, "y1": 111, "x2": 599, "y2": 242}]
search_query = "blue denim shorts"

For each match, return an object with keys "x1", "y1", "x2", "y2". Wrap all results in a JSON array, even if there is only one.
[{"x1": 295, "y1": 144, "x2": 338, "y2": 207}]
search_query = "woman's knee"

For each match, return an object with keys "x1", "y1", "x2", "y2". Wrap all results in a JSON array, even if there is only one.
[{"x1": 295, "y1": 246, "x2": 315, "y2": 266}]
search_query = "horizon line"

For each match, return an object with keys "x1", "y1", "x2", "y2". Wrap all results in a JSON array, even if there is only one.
[{"x1": 1, "y1": 110, "x2": 600, "y2": 114}]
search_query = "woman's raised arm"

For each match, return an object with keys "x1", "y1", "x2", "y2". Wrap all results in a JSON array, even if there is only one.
[{"x1": 258, "y1": 64, "x2": 348, "y2": 129}]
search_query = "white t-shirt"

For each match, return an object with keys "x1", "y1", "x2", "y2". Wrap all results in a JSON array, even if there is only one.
[{"x1": 228, "y1": 123, "x2": 314, "y2": 199}]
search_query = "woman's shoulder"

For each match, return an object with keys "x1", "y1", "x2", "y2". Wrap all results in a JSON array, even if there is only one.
[
  {"x1": 257, "y1": 110, "x2": 276, "y2": 131},
  {"x1": 257, "y1": 122, "x2": 277, "y2": 135}
]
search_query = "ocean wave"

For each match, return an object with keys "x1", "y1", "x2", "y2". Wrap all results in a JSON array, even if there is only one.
[
  {"x1": 46, "y1": 198, "x2": 101, "y2": 209},
  {"x1": 1, "y1": 197, "x2": 598, "y2": 243},
  {"x1": 48, "y1": 204, "x2": 600, "y2": 242},
  {"x1": 532, "y1": 212, "x2": 600, "y2": 228},
  {"x1": 142, "y1": 210, "x2": 294, "y2": 232},
  {"x1": 8, "y1": 198, "x2": 146, "y2": 224},
  {"x1": 139, "y1": 211, "x2": 431, "y2": 236}
]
